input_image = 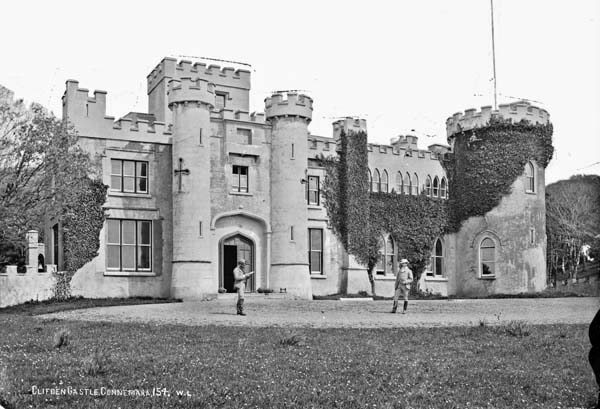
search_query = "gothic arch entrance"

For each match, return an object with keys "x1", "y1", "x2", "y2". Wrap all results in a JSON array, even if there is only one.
[{"x1": 220, "y1": 234, "x2": 255, "y2": 293}]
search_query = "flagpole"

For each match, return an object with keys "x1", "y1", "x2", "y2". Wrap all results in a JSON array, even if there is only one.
[{"x1": 490, "y1": 0, "x2": 498, "y2": 110}]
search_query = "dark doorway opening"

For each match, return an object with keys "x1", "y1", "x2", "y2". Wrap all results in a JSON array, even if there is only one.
[{"x1": 221, "y1": 235, "x2": 255, "y2": 293}]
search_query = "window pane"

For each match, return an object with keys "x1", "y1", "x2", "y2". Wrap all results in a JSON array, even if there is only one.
[
  {"x1": 240, "y1": 166, "x2": 247, "y2": 175},
  {"x1": 107, "y1": 245, "x2": 120, "y2": 269},
  {"x1": 386, "y1": 255, "x2": 394, "y2": 274},
  {"x1": 123, "y1": 161, "x2": 135, "y2": 176},
  {"x1": 138, "y1": 221, "x2": 151, "y2": 245},
  {"x1": 482, "y1": 262, "x2": 495, "y2": 275},
  {"x1": 309, "y1": 191, "x2": 318, "y2": 204},
  {"x1": 137, "y1": 177, "x2": 147, "y2": 193},
  {"x1": 138, "y1": 246, "x2": 151, "y2": 270},
  {"x1": 123, "y1": 176, "x2": 135, "y2": 192},
  {"x1": 435, "y1": 239, "x2": 442, "y2": 256},
  {"x1": 107, "y1": 220, "x2": 120, "y2": 244},
  {"x1": 122, "y1": 246, "x2": 135, "y2": 270},
  {"x1": 435, "y1": 257, "x2": 443, "y2": 276},
  {"x1": 481, "y1": 238, "x2": 494, "y2": 248},
  {"x1": 111, "y1": 175, "x2": 122, "y2": 191},
  {"x1": 310, "y1": 252, "x2": 321, "y2": 272},
  {"x1": 111, "y1": 160, "x2": 121, "y2": 175},
  {"x1": 240, "y1": 174, "x2": 248, "y2": 192},
  {"x1": 309, "y1": 176, "x2": 318, "y2": 190},
  {"x1": 310, "y1": 229, "x2": 322, "y2": 250},
  {"x1": 481, "y1": 247, "x2": 494, "y2": 261},
  {"x1": 137, "y1": 162, "x2": 148, "y2": 177},
  {"x1": 122, "y1": 221, "x2": 135, "y2": 244}
]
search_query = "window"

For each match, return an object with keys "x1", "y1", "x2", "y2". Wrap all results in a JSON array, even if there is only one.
[
  {"x1": 308, "y1": 228, "x2": 323, "y2": 274},
  {"x1": 237, "y1": 128, "x2": 252, "y2": 145},
  {"x1": 376, "y1": 235, "x2": 395, "y2": 275},
  {"x1": 110, "y1": 159, "x2": 148, "y2": 194},
  {"x1": 433, "y1": 176, "x2": 439, "y2": 197},
  {"x1": 106, "y1": 219, "x2": 152, "y2": 272},
  {"x1": 440, "y1": 177, "x2": 447, "y2": 199},
  {"x1": 530, "y1": 228, "x2": 535, "y2": 245},
  {"x1": 307, "y1": 175, "x2": 320, "y2": 205},
  {"x1": 368, "y1": 169, "x2": 373, "y2": 192},
  {"x1": 412, "y1": 173, "x2": 419, "y2": 195},
  {"x1": 396, "y1": 172, "x2": 403, "y2": 194},
  {"x1": 215, "y1": 92, "x2": 227, "y2": 110},
  {"x1": 525, "y1": 162, "x2": 535, "y2": 193},
  {"x1": 290, "y1": 226, "x2": 294, "y2": 241},
  {"x1": 430, "y1": 238, "x2": 443, "y2": 276},
  {"x1": 372, "y1": 169, "x2": 381, "y2": 193},
  {"x1": 232, "y1": 165, "x2": 249, "y2": 193},
  {"x1": 381, "y1": 170, "x2": 389, "y2": 193},
  {"x1": 405, "y1": 172, "x2": 412, "y2": 195},
  {"x1": 425, "y1": 176, "x2": 432, "y2": 196},
  {"x1": 479, "y1": 238, "x2": 496, "y2": 277}
]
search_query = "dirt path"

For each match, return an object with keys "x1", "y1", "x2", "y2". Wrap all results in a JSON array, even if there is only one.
[{"x1": 40, "y1": 297, "x2": 600, "y2": 328}]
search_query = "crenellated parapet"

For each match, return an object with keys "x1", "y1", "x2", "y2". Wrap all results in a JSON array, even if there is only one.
[
  {"x1": 211, "y1": 108, "x2": 266, "y2": 124},
  {"x1": 332, "y1": 117, "x2": 367, "y2": 141},
  {"x1": 264, "y1": 93, "x2": 313, "y2": 123},
  {"x1": 446, "y1": 101, "x2": 550, "y2": 140},
  {"x1": 167, "y1": 77, "x2": 215, "y2": 109},
  {"x1": 147, "y1": 58, "x2": 251, "y2": 93}
]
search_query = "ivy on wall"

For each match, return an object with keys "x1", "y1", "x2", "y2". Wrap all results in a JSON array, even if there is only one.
[
  {"x1": 54, "y1": 177, "x2": 107, "y2": 299},
  {"x1": 442, "y1": 117, "x2": 553, "y2": 232}
]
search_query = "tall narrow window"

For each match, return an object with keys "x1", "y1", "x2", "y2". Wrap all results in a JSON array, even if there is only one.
[
  {"x1": 430, "y1": 238, "x2": 443, "y2": 276},
  {"x1": 308, "y1": 228, "x2": 323, "y2": 274},
  {"x1": 232, "y1": 165, "x2": 249, "y2": 193},
  {"x1": 372, "y1": 169, "x2": 381, "y2": 193},
  {"x1": 106, "y1": 219, "x2": 152, "y2": 272},
  {"x1": 290, "y1": 226, "x2": 294, "y2": 241},
  {"x1": 412, "y1": 173, "x2": 419, "y2": 195},
  {"x1": 110, "y1": 159, "x2": 148, "y2": 194},
  {"x1": 406, "y1": 172, "x2": 412, "y2": 195},
  {"x1": 480, "y1": 238, "x2": 496, "y2": 277},
  {"x1": 385, "y1": 236, "x2": 395, "y2": 275},
  {"x1": 381, "y1": 170, "x2": 389, "y2": 193},
  {"x1": 425, "y1": 176, "x2": 432, "y2": 196},
  {"x1": 52, "y1": 223, "x2": 60, "y2": 268},
  {"x1": 199, "y1": 221, "x2": 203, "y2": 237},
  {"x1": 307, "y1": 175, "x2": 320, "y2": 205},
  {"x1": 291, "y1": 143, "x2": 294, "y2": 158},
  {"x1": 529, "y1": 228, "x2": 535, "y2": 245},
  {"x1": 368, "y1": 169, "x2": 373, "y2": 192},
  {"x1": 199, "y1": 129, "x2": 203, "y2": 145},
  {"x1": 376, "y1": 235, "x2": 385, "y2": 275},
  {"x1": 396, "y1": 172, "x2": 403, "y2": 194},
  {"x1": 525, "y1": 162, "x2": 535, "y2": 193},
  {"x1": 433, "y1": 176, "x2": 439, "y2": 197},
  {"x1": 440, "y1": 177, "x2": 447, "y2": 199},
  {"x1": 215, "y1": 92, "x2": 227, "y2": 110}
]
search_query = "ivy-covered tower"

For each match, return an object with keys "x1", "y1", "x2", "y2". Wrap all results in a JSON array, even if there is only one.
[
  {"x1": 168, "y1": 77, "x2": 215, "y2": 299},
  {"x1": 265, "y1": 93, "x2": 313, "y2": 299},
  {"x1": 444, "y1": 102, "x2": 553, "y2": 296}
]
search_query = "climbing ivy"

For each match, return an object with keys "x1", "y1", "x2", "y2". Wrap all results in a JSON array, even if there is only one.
[{"x1": 442, "y1": 117, "x2": 553, "y2": 232}]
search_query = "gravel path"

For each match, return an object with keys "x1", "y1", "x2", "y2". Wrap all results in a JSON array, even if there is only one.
[{"x1": 40, "y1": 297, "x2": 600, "y2": 328}]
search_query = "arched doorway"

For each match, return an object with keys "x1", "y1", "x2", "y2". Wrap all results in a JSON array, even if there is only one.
[{"x1": 220, "y1": 234, "x2": 255, "y2": 293}]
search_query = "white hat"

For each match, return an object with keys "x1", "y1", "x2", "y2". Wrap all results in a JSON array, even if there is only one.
[
  {"x1": 400, "y1": 259, "x2": 409, "y2": 265},
  {"x1": 238, "y1": 259, "x2": 246, "y2": 265}
]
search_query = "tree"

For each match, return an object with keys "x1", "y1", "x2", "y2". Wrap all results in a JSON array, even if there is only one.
[
  {"x1": 546, "y1": 175, "x2": 600, "y2": 283},
  {"x1": 0, "y1": 91, "x2": 106, "y2": 296}
]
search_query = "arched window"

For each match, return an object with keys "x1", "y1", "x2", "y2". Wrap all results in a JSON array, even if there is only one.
[
  {"x1": 372, "y1": 169, "x2": 381, "y2": 193},
  {"x1": 385, "y1": 236, "x2": 395, "y2": 275},
  {"x1": 368, "y1": 169, "x2": 372, "y2": 192},
  {"x1": 412, "y1": 173, "x2": 419, "y2": 195},
  {"x1": 480, "y1": 238, "x2": 496, "y2": 277},
  {"x1": 430, "y1": 238, "x2": 443, "y2": 276},
  {"x1": 396, "y1": 172, "x2": 403, "y2": 194},
  {"x1": 525, "y1": 161, "x2": 535, "y2": 193},
  {"x1": 376, "y1": 235, "x2": 385, "y2": 274},
  {"x1": 440, "y1": 177, "x2": 447, "y2": 199},
  {"x1": 433, "y1": 176, "x2": 439, "y2": 197},
  {"x1": 405, "y1": 172, "x2": 412, "y2": 195},
  {"x1": 425, "y1": 176, "x2": 432, "y2": 196},
  {"x1": 381, "y1": 170, "x2": 389, "y2": 193}
]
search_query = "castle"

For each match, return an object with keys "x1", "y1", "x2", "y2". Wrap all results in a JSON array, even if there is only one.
[{"x1": 47, "y1": 57, "x2": 549, "y2": 300}]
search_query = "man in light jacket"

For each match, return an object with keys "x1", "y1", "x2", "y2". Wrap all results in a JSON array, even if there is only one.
[
  {"x1": 392, "y1": 258, "x2": 413, "y2": 314},
  {"x1": 233, "y1": 259, "x2": 253, "y2": 316}
]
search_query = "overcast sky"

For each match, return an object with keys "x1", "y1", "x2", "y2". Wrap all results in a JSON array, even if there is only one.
[{"x1": 1, "y1": 0, "x2": 598, "y2": 184}]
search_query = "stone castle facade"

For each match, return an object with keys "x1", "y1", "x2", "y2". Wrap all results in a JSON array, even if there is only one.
[{"x1": 48, "y1": 57, "x2": 549, "y2": 300}]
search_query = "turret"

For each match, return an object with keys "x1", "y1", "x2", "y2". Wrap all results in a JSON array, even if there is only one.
[
  {"x1": 332, "y1": 117, "x2": 367, "y2": 144},
  {"x1": 168, "y1": 77, "x2": 215, "y2": 299},
  {"x1": 265, "y1": 92, "x2": 313, "y2": 299}
]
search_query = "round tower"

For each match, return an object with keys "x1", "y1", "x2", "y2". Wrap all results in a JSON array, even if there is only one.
[
  {"x1": 445, "y1": 101, "x2": 552, "y2": 296},
  {"x1": 265, "y1": 92, "x2": 313, "y2": 299},
  {"x1": 168, "y1": 77, "x2": 214, "y2": 299}
]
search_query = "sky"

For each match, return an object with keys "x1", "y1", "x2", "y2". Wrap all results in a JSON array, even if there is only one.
[{"x1": 1, "y1": 0, "x2": 598, "y2": 184}]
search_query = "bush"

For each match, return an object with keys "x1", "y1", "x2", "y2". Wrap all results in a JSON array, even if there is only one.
[{"x1": 257, "y1": 288, "x2": 274, "y2": 294}]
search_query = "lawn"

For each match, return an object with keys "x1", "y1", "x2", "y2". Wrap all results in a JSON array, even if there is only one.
[{"x1": 0, "y1": 314, "x2": 596, "y2": 408}]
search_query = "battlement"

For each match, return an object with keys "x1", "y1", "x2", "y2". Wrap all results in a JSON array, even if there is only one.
[
  {"x1": 264, "y1": 92, "x2": 313, "y2": 123},
  {"x1": 390, "y1": 134, "x2": 419, "y2": 150},
  {"x1": 147, "y1": 57, "x2": 251, "y2": 93},
  {"x1": 446, "y1": 101, "x2": 550, "y2": 138},
  {"x1": 62, "y1": 80, "x2": 171, "y2": 143},
  {"x1": 167, "y1": 77, "x2": 215, "y2": 109},
  {"x1": 210, "y1": 108, "x2": 266, "y2": 124},
  {"x1": 332, "y1": 117, "x2": 367, "y2": 140}
]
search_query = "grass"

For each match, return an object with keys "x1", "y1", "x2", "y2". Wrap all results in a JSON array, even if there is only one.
[
  {"x1": 0, "y1": 296, "x2": 181, "y2": 316},
  {"x1": 0, "y1": 314, "x2": 596, "y2": 408}
]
